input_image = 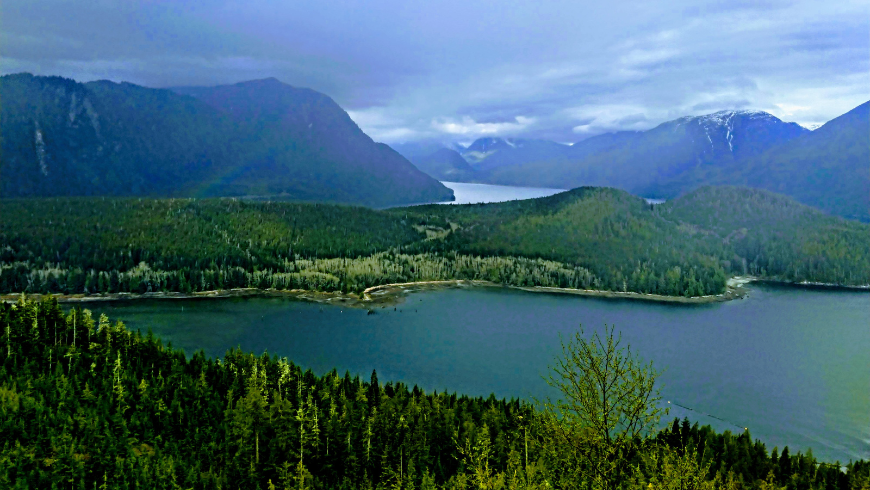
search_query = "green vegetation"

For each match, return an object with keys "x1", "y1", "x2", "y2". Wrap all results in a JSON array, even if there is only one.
[
  {"x1": 541, "y1": 325, "x2": 666, "y2": 490},
  {"x1": 661, "y1": 187, "x2": 870, "y2": 285},
  {"x1": 1, "y1": 296, "x2": 867, "y2": 489},
  {"x1": 411, "y1": 188, "x2": 729, "y2": 295},
  {"x1": 2, "y1": 186, "x2": 868, "y2": 299},
  {"x1": 409, "y1": 186, "x2": 870, "y2": 292}
]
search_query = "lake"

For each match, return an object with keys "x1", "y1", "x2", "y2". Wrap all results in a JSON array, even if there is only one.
[
  {"x1": 438, "y1": 181, "x2": 566, "y2": 204},
  {"x1": 434, "y1": 181, "x2": 665, "y2": 206},
  {"x1": 91, "y1": 283, "x2": 869, "y2": 464}
]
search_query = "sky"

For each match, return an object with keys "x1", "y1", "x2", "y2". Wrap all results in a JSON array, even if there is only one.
[{"x1": 3, "y1": 0, "x2": 868, "y2": 144}]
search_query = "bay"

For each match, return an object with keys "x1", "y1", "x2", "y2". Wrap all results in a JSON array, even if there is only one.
[{"x1": 91, "y1": 284, "x2": 869, "y2": 464}]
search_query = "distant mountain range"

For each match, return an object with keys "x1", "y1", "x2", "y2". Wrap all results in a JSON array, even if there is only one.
[
  {"x1": 0, "y1": 74, "x2": 453, "y2": 207},
  {"x1": 460, "y1": 137, "x2": 569, "y2": 172},
  {"x1": 411, "y1": 148, "x2": 476, "y2": 182},
  {"x1": 398, "y1": 104, "x2": 868, "y2": 221},
  {"x1": 696, "y1": 102, "x2": 869, "y2": 222},
  {"x1": 4, "y1": 72, "x2": 865, "y2": 219}
]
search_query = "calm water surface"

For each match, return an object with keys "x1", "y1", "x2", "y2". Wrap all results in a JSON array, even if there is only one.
[
  {"x1": 438, "y1": 181, "x2": 565, "y2": 204},
  {"x1": 92, "y1": 285, "x2": 869, "y2": 464}
]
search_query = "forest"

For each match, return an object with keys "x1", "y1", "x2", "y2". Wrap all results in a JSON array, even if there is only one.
[
  {"x1": 1, "y1": 296, "x2": 867, "y2": 489},
  {"x1": 1, "y1": 186, "x2": 868, "y2": 300}
]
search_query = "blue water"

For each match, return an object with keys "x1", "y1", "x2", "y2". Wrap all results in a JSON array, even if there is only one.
[
  {"x1": 438, "y1": 181, "x2": 566, "y2": 204},
  {"x1": 92, "y1": 284, "x2": 869, "y2": 464}
]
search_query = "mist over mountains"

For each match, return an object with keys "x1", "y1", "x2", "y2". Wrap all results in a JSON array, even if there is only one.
[
  {"x1": 398, "y1": 104, "x2": 869, "y2": 221},
  {"x1": 0, "y1": 74, "x2": 453, "y2": 207}
]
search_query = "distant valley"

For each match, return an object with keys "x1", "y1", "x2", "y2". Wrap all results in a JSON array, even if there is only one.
[{"x1": 399, "y1": 103, "x2": 869, "y2": 222}]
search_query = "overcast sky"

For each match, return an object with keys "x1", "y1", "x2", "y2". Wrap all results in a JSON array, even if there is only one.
[{"x1": 3, "y1": 0, "x2": 868, "y2": 144}]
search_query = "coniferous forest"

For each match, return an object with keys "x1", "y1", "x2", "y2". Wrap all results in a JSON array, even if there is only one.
[
  {"x1": 1, "y1": 186, "x2": 868, "y2": 300},
  {"x1": 1, "y1": 296, "x2": 867, "y2": 489}
]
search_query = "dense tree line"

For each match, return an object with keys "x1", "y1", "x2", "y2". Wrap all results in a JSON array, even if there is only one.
[
  {"x1": 1, "y1": 297, "x2": 867, "y2": 489},
  {"x1": 405, "y1": 186, "x2": 870, "y2": 289},
  {"x1": 2, "y1": 187, "x2": 868, "y2": 300},
  {"x1": 660, "y1": 187, "x2": 870, "y2": 286},
  {"x1": 0, "y1": 252, "x2": 597, "y2": 296},
  {"x1": 407, "y1": 188, "x2": 730, "y2": 296}
]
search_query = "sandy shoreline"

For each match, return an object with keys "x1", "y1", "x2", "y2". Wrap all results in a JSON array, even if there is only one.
[{"x1": 3, "y1": 275, "x2": 864, "y2": 309}]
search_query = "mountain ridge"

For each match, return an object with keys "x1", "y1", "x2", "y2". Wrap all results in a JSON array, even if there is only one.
[
  {"x1": 0, "y1": 73, "x2": 453, "y2": 207},
  {"x1": 403, "y1": 105, "x2": 865, "y2": 221}
]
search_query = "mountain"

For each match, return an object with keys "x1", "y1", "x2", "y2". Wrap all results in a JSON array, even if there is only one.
[
  {"x1": 705, "y1": 101, "x2": 869, "y2": 221},
  {"x1": 0, "y1": 73, "x2": 453, "y2": 207},
  {"x1": 411, "y1": 148, "x2": 476, "y2": 181},
  {"x1": 461, "y1": 137, "x2": 571, "y2": 173},
  {"x1": 483, "y1": 110, "x2": 808, "y2": 193},
  {"x1": 0, "y1": 74, "x2": 237, "y2": 197},
  {"x1": 390, "y1": 140, "x2": 463, "y2": 163},
  {"x1": 459, "y1": 105, "x2": 868, "y2": 221}
]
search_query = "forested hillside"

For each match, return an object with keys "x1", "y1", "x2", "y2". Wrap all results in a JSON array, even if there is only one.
[
  {"x1": 1, "y1": 297, "x2": 866, "y2": 488},
  {"x1": 1, "y1": 187, "x2": 867, "y2": 299},
  {"x1": 660, "y1": 187, "x2": 870, "y2": 284},
  {"x1": 407, "y1": 187, "x2": 870, "y2": 292},
  {"x1": 410, "y1": 188, "x2": 727, "y2": 296},
  {"x1": 0, "y1": 74, "x2": 452, "y2": 207}
]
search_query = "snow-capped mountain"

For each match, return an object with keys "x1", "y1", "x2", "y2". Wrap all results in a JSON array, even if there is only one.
[
  {"x1": 665, "y1": 110, "x2": 807, "y2": 160},
  {"x1": 391, "y1": 105, "x2": 866, "y2": 221},
  {"x1": 460, "y1": 137, "x2": 570, "y2": 170},
  {"x1": 479, "y1": 108, "x2": 810, "y2": 197}
]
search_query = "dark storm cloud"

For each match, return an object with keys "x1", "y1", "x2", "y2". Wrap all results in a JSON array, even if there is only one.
[{"x1": 3, "y1": 0, "x2": 867, "y2": 143}]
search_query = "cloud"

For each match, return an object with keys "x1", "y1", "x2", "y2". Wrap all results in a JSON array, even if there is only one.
[
  {"x1": 3, "y1": 0, "x2": 868, "y2": 143},
  {"x1": 430, "y1": 116, "x2": 535, "y2": 137},
  {"x1": 568, "y1": 105, "x2": 657, "y2": 135}
]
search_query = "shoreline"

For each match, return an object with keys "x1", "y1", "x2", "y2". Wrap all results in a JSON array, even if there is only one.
[
  {"x1": 365, "y1": 280, "x2": 747, "y2": 304},
  {"x1": 726, "y1": 275, "x2": 870, "y2": 292},
  {"x1": 0, "y1": 288, "x2": 380, "y2": 308},
  {"x1": 1, "y1": 279, "x2": 746, "y2": 308},
  {"x1": 2, "y1": 275, "x2": 864, "y2": 309}
]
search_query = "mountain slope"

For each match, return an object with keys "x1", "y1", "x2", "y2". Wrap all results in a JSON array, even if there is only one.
[
  {"x1": 0, "y1": 73, "x2": 237, "y2": 197},
  {"x1": 472, "y1": 106, "x2": 867, "y2": 222},
  {"x1": 461, "y1": 137, "x2": 571, "y2": 173},
  {"x1": 484, "y1": 110, "x2": 808, "y2": 193},
  {"x1": 172, "y1": 78, "x2": 452, "y2": 205},
  {"x1": 411, "y1": 147, "x2": 476, "y2": 181},
  {"x1": 707, "y1": 102, "x2": 869, "y2": 221},
  {"x1": 0, "y1": 74, "x2": 453, "y2": 206}
]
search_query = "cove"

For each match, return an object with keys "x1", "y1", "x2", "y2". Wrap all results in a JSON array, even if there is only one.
[{"x1": 90, "y1": 283, "x2": 869, "y2": 464}]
